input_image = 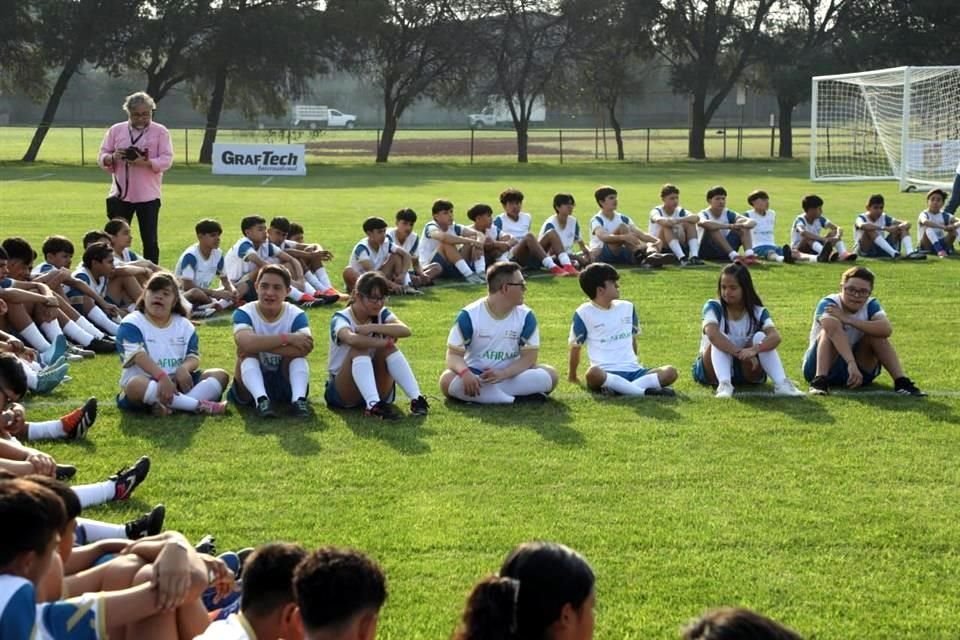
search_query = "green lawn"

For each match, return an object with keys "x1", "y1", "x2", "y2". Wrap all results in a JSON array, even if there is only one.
[{"x1": 1, "y1": 160, "x2": 959, "y2": 638}]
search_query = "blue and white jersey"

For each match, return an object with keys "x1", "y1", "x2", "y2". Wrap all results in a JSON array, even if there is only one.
[
  {"x1": 854, "y1": 212, "x2": 896, "y2": 244},
  {"x1": 114, "y1": 247, "x2": 140, "y2": 263},
  {"x1": 917, "y1": 209, "x2": 957, "y2": 242},
  {"x1": 447, "y1": 298, "x2": 540, "y2": 372},
  {"x1": 30, "y1": 263, "x2": 69, "y2": 296},
  {"x1": 569, "y1": 300, "x2": 640, "y2": 372},
  {"x1": 386, "y1": 227, "x2": 419, "y2": 259},
  {"x1": 700, "y1": 300, "x2": 774, "y2": 354},
  {"x1": 745, "y1": 209, "x2": 777, "y2": 247},
  {"x1": 493, "y1": 211, "x2": 533, "y2": 238},
  {"x1": 175, "y1": 244, "x2": 224, "y2": 289},
  {"x1": 328, "y1": 306, "x2": 397, "y2": 376},
  {"x1": 224, "y1": 237, "x2": 281, "y2": 284},
  {"x1": 117, "y1": 311, "x2": 198, "y2": 387},
  {"x1": 589, "y1": 211, "x2": 634, "y2": 250},
  {"x1": 791, "y1": 213, "x2": 834, "y2": 246},
  {"x1": 648, "y1": 206, "x2": 691, "y2": 235},
  {"x1": 0, "y1": 575, "x2": 106, "y2": 640},
  {"x1": 419, "y1": 221, "x2": 465, "y2": 263},
  {"x1": 233, "y1": 301, "x2": 310, "y2": 372},
  {"x1": 699, "y1": 208, "x2": 738, "y2": 228},
  {"x1": 348, "y1": 237, "x2": 396, "y2": 272},
  {"x1": 194, "y1": 612, "x2": 257, "y2": 640},
  {"x1": 66, "y1": 266, "x2": 106, "y2": 303},
  {"x1": 539, "y1": 214, "x2": 582, "y2": 252},
  {"x1": 808, "y1": 293, "x2": 885, "y2": 348}
]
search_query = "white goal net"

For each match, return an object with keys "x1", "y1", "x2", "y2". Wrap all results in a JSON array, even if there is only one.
[{"x1": 811, "y1": 66, "x2": 960, "y2": 191}]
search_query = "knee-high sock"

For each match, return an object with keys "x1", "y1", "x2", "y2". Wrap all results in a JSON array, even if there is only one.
[
  {"x1": 302, "y1": 280, "x2": 317, "y2": 295},
  {"x1": 688, "y1": 237, "x2": 700, "y2": 257},
  {"x1": 473, "y1": 256, "x2": 486, "y2": 275},
  {"x1": 170, "y1": 393, "x2": 200, "y2": 412},
  {"x1": 454, "y1": 259, "x2": 473, "y2": 277},
  {"x1": 497, "y1": 368, "x2": 553, "y2": 396},
  {"x1": 668, "y1": 239, "x2": 685, "y2": 259},
  {"x1": 186, "y1": 377, "x2": 223, "y2": 401},
  {"x1": 557, "y1": 252, "x2": 572, "y2": 266},
  {"x1": 240, "y1": 357, "x2": 268, "y2": 400},
  {"x1": 287, "y1": 287, "x2": 305, "y2": 302},
  {"x1": 62, "y1": 320, "x2": 94, "y2": 346},
  {"x1": 811, "y1": 241, "x2": 824, "y2": 254},
  {"x1": 710, "y1": 347, "x2": 734, "y2": 385},
  {"x1": 312, "y1": 267, "x2": 333, "y2": 291},
  {"x1": 601, "y1": 371, "x2": 646, "y2": 396},
  {"x1": 75, "y1": 518, "x2": 127, "y2": 544},
  {"x1": 541, "y1": 256, "x2": 558, "y2": 269},
  {"x1": 385, "y1": 350, "x2": 420, "y2": 399},
  {"x1": 288, "y1": 357, "x2": 309, "y2": 401},
  {"x1": 874, "y1": 234, "x2": 898, "y2": 256},
  {"x1": 631, "y1": 372, "x2": 661, "y2": 391},
  {"x1": 27, "y1": 419, "x2": 66, "y2": 440},
  {"x1": 901, "y1": 235, "x2": 915, "y2": 254},
  {"x1": 72, "y1": 480, "x2": 116, "y2": 508},
  {"x1": 447, "y1": 375, "x2": 514, "y2": 404},
  {"x1": 925, "y1": 226, "x2": 945, "y2": 252},
  {"x1": 350, "y1": 355, "x2": 381, "y2": 408},
  {"x1": 22, "y1": 365, "x2": 38, "y2": 391},
  {"x1": 74, "y1": 315, "x2": 106, "y2": 339},
  {"x1": 40, "y1": 320, "x2": 65, "y2": 344},
  {"x1": 304, "y1": 271, "x2": 324, "y2": 291},
  {"x1": 88, "y1": 307, "x2": 119, "y2": 335},
  {"x1": 753, "y1": 331, "x2": 787, "y2": 385},
  {"x1": 835, "y1": 240, "x2": 848, "y2": 255},
  {"x1": 22, "y1": 323, "x2": 53, "y2": 352}
]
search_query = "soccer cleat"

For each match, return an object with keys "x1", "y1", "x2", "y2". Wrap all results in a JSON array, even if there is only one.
[
  {"x1": 686, "y1": 256, "x2": 705, "y2": 266},
  {"x1": 774, "y1": 380, "x2": 805, "y2": 397},
  {"x1": 88, "y1": 338, "x2": 117, "y2": 354},
  {"x1": 55, "y1": 464, "x2": 77, "y2": 481},
  {"x1": 714, "y1": 381, "x2": 735, "y2": 398},
  {"x1": 644, "y1": 387, "x2": 676, "y2": 397},
  {"x1": 465, "y1": 272, "x2": 485, "y2": 285},
  {"x1": 410, "y1": 395, "x2": 429, "y2": 416},
  {"x1": 125, "y1": 504, "x2": 166, "y2": 539},
  {"x1": 255, "y1": 396, "x2": 276, "y2": 418},
  {"x1": 195, "y1": 534, "x2": 217, "y2": 555},
  {"x1": 298, "y1": 293, "x2": 317, "y2": 304},
  {"x1": 938, "y1": 249, "x2": 948, "y2": 258},
  {"x1": 62, "y1": 397, "x2": 97, "y2": 440},
  {"x1": 549, "y1": 265, "x2": 568, "y2": 276},
  {"x1": 817, "y1": 244, "x2": 832, "y2": 263},
  {"x1": 894, "y1": 377, "x2": 926, "y2": 397},
  {"x1": 513, "y1": 392, "x2": 549, "y2": 403},
  {"x1": 808, "y1": 375, "x2": 830, "y2": 395},
  {"x1": 561, "y1": 264, "x2": 579, "y2": 276},
  {"x1": 197, "y1": 399, "x2": 228, "y2": 415},
  {"x1": 110, "y1": 456, "x2": 151, "y2": 501},
  {"x1": 68, "y1": 345, "x2": 95, "y2": 359},
  {"x1": 642, "y1": 252, "x2": 679, "y2": 268},
  {"x1": 782, "y1": 244, "x2": 794, "y2": 264},
  {"x1": 828, "y1": 250, "x2": 840, "y2": 262},
  {"x1": 35, "y1": 362, "x2": 69, "y2": 394},
  {"x1": 905, "y1": 251, "x2": 927, "y2": 260},
  {"x1": 41, "y1": 335, "x2": 68, "y2": 367},
  {"x1": 742, "y1": 255, "x2": 760, "y2": 266},
  {"x1": 364, "y1": 400, "x2": 402, "y2": 420},
  {"x1": 840, "y1": 251, "x2": 857, "y2": 262},
  {"x1": 191, "y1": 304, "x2": 217, "y2": 319},
  {"x1": 291, "y1": 397, "x2": 311, "y2": 418}
]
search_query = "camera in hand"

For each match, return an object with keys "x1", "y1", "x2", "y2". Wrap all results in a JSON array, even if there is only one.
[{"x1": 120, "y1": 147, "x2": 146, "y2": 161}]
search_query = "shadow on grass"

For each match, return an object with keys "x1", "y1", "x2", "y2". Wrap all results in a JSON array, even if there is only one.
[
  {"x1": 444, "y1": 397, "x2": 584, "y2": 446},
  {"x1": 733, "y1": 391, "x2": 837, "y2": 424},
  {"x1": 238, "y1": 405, "x2": 327, "y2": 456},
  {"x1": 339, "y1": 409, "x2": 434, "y2": 455},
  {"x1": 117, "y1": 411, "x2": 204, "y2": 453},
  {"x1": 834, "y1": 386, "x2": 960, "y2": 424}
]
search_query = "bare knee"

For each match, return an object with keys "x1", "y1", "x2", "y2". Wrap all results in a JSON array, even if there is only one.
[
  {"x1": 658, "y1": 365, "x2": 678, "y2": 386},
  {"x1": 439, "y1": 370, "x2": 456, "y2": 396},
  {"x1": 584, "y1": 366, "x2": 606, "y2": 391}
]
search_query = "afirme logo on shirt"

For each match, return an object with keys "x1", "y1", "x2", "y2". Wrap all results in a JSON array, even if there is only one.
[
  {"x1": 598, "y1": 331, "x2": 632, "y2": 344},
  {"x1": 481, "y1": 349, "x2": 520, "y2": 362},
  {"x1": 156, "y1": 357, "x2": 184, "y2": 369},
  {"x1": 221, "y1": 150, "x2": 299, "y2": 170}
]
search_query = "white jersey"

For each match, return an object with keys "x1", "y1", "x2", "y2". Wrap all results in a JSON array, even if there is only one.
[
  {"x1": 447, "y1": 298, "x2": 540, "y2": 372},
  {"x1": 224, "y1": 237, "x2": 282, "y2": 284},
  {"x1": 327, "y1": 306, "x2": 398, "y2": 376},
  {"x1": 194, "y1": 613, "x2": 257, "y2": 640},
  {"x1": 31, "y1": 262, "x2": 70, "y2": 296},
  {"x1": 539, "y1": 215, "x2": 582, "y2": 252},
  {"x1": 493, "y1": 211, "x2": 533, "y2": 238},
  {"x1": 0, "y1": 575, "x2": 106, "y2": 640},
  {"x1": 174, "y1": 244, "x2": 224, "y2": 289},
  {"x1": 648, "y1": 206, "x2": 691, "y2": 236},
  {"x1": 917, "y1": 209, "x2": 956, "y2": 242},
  {"x1": 569, "y1": 300, "x2": 640, "y2": 372},
  {"x1": 700, "y1": 300, "x2": 774, "y2": 354},
  {"x1": 854, "y1": 212, "x2": 897, "y2": 244},
  {"x1": 386, "y1": 227, "x2": 420, "y2": 259},
  {"x1": 791, "y1": 213, "x2": 834, "y2": 246},
  {"x1": 348, "y1": 237, "x2": 396, "y2": 272},
  {"x1": 745, "y1": 209, "x2": 777, "y2": 247},
  {"x1": 117, "y1": 311, "x2": 198, "y2": 387},
  {"x1": 808, "y1": 293, "x2": 885, "y2": 348},
  {"x1": 419, "y1": 221, "x2": 466, "y2": 263},
  {"x1": 589, "y1": 210, "x2": 634, "y2": 250},
  {"x1": 114, "y1": 247, "x2": 140, "y2": 263},
  {"x1": 233, "y1": 301, "x2": 311, "y2": 372},
  {"x1": 66, "y1": 265, "x2": 107, "y2": 303}
]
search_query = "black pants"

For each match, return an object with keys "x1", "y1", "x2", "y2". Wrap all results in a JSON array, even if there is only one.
[{"x1": 106, "y1": 198, "x2": 161, "y2": 264}]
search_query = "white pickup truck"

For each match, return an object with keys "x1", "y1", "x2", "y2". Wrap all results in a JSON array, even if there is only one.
[
  {"x1": 292, "y1": 105, "x2": 357, "y2": 128},
  {"x1": 469, "y1": 97, "x2": 546, "y2": 128}
]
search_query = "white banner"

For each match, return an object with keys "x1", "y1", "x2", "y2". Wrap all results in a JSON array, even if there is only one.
[
  {"x1": 212, "y1": 143, "x2": 306, "y2": 176},
  {"x1": 905, "y1": 140, "x2": 960, "y2": 174}
]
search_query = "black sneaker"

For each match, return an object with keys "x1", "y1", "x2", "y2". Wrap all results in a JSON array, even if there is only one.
[
  {"x1": 513, "y1": 392, "x2": 549, "y2": 403},
  {"x1": 110, "y1": 456, "x2": 151, "y2": 501},
  {"x1": 642, "y1": 252, "x2": 679, "y2": 268},
  {"x1": 817, "y1": 244, "x2": 832, "y2": 263},
  {"x1": 894, "y1": 377, "x2": 927, "y2": 397},
  {"x1": 644, "y1": 387, "x2": 676, "y2": 397},
  {"x1": 61, "y1": 397, "x2": 97, "y2": 440},
  {"x1": 782, "y1": 244, "x2": 794, "y2": 264},
  {"x1": 687, "y1": 256, "x2": 705, "y2": 266},
  {"x1": 125, "y1": 504, "x2": 166, "y2": 539},
  {"x1": 255, "y1": 396, "x2": 276, "y2": 418},
  {"x1": 291, "y1": 397, "x2": 311, "y2": 417},
  {"x1": 89, "y1": 337, "x2": 117, "y2": 354},
  {"x1": 195, "y1": 534, "x2": 216, "y2": 555},
  {"x1": 364, "y1": 400, "x2": 401, "y2": 420},
  {"x1": 410, "y1": 395, "x2": 429, "y2": 416},
  {"x1": 808, "y1": 375, "x2": 830, "y2": 395},
  {"x1": 55, "y1": 464, "x2": 77, "y2": 481}
]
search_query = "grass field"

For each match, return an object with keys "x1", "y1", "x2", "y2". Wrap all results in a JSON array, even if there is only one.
[{"x1": 1, "y1": 159, "x2": 959, "y2": 638}]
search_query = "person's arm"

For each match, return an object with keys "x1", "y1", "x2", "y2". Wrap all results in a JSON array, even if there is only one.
[
  {"x1": 796, "y1": 221, "x2": 824, "y2": 242},
  {"x1": 63, "y1": 274, "x2": 117, "y2": 313},
  {"x1": 823, "y1": 305, "x2": 892, "y2": 338},
  {"x1": 704, "y1": 323, "x2": 741, "y2": 355},
  {"x1": 628, "y1": 224, "x2": 660, "y2": 244},
  {"x1": 568, "y1": 344, "x2": 581, "y2": 383},
  {"x1": 736, "y1": 326, "x2": 781, "y2": 360},
  {"x1": 64, "y1": 540, "x2": 131, "y2": 575},
  {"x1": 234, "y1": 328, "x2": 313, "y2": 358},
  {"x1": 113, "y1": 264, "x2": 153, "y2": 279},
  {"x1": 445, "y1": 346, "x2": 481, "y2": 396},
  {"x1": 734, "y1": 214, "x2": 756, "y2": 229},
  {"x1": 99, "y1": 126, "x2": 118, "y2": 172},
  {"x1": 482, "y1": 348, "x2": 539, "y2": 382},
  {"x1": 148, "y1": 128, "x2": 174, "y2": 174},
  {"x1": 0, "y1": 285, "x2": 59, "y2": 308},
  {"x1": 919, "y1": 212, "x2": 945, "y2": 230},
  {"x1": 855, "y1": 215, "x2": 881, "y2": 231},
  {"x1": 698, "y1": 215, "x2": 731, "y2": 231}
]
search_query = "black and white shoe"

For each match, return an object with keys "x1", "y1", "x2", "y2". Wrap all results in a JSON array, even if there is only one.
[
  {"x1": 894, "y1": 377, "x2": 926, "y2": 396},
  {"x1": 110, "y1": 456, "x2": 151, "y2": 501},
  {"x1": 126, "y1": 504, "x2": 166, "y2": 539}
]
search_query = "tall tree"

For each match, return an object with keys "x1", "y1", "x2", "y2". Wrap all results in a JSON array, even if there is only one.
[
  {"x1": 657, "y1": 0, "x2": 777, "y2": 159},
  {"x1": 0, "y1": 0, "x2": 47, "y2": 98}
]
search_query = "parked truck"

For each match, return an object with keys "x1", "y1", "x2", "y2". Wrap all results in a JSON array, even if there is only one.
[
  {"x1": 292, "y1": 105, "x2": 357, "y2": 128},
  {"x1": 468, "y1": 96, "x2": 546, "y2": 128}
]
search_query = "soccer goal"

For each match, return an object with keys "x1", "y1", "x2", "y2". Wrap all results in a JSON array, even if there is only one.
[{"x1": 810, "y1": 66, "x2": 960, "y2": 191}]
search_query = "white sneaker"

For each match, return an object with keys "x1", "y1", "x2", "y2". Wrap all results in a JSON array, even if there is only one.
[
  {"x1": 465, "y1": 272, "x2": 485, "y2": 285},
  {"x1": 774, "y1": 380, "x2": 805, "y2": 397},
  {"x1": 715, "y1": 381, "x2": 734, "y2": 398}
]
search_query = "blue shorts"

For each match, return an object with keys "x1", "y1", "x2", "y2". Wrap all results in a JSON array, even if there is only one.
[
  {"x1": 229, "y1": 370, "x2": 294, "y2": 405},
  {"x1": 802, "y1": 340, "x2": 881, "y2": 385},
  {"x1": 116, "y1": 371, "x2": 202, "y2": 412},
  {"x1": 691, "y1": 355, "x2": 766, "y2": 385},
  {"x1": 858, "y1": 236, "x2": 900, "y2": 257},
  {"x1": 699, "y1": 231, "x2": 742, "y2": 259},
  {"x1": 429, "y1": 252, "x2": 462, "y2": 278},
  {"x1": 324, "y1": 378, "x2": 395, "y2": 409},
  {"x1": 599, "y1": 244, "x2": 633, "y2": 264},
  {"x1": 753, "y1": 244, "x2": 783, "y2": 257},
  {"x1": 605, "y1": 367, "x2": 651, "y2": 383}
]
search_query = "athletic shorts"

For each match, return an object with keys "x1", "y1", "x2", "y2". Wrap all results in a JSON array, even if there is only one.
[
  {"x1": 599, "y1": 244, "x2": 633, "y2": 264},
  {"x1": 228, "y1": 370, "x2": 294, "y2": 405},
  {"x1": 753, "y1": 244, "x2": 783, "y2": 257},
  {"x1": 691, "y1": 354, "x2": 766, "y2": 385},
  {"x1": 324, "y1": 377, "x2": 395, "y2": 409},
  {"x1": 858, "y1": 235, "x2": 900, "y2": 257},
  {"x1": 699, "y1": 231, "x2": 742, "y2": 259},
  {"x1": 802, "y1": 340, "x2": 881, "y2": 385},
  {"x1": 429, "y1": 252, "x2": 462, "y2": 278},
  {"x1": 116, "y1": 371, "x2": 202, "y2": 412}
]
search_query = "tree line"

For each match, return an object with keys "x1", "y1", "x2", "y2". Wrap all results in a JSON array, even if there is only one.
[{"x1": 2, "y1": 0, "x2": 957, "y2": 163}]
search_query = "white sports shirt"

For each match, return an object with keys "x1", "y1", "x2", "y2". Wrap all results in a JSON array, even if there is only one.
[
  {"x1": 327, "y1": 306, "x2": 398, "y2": 376},
  {"x1": 569, "y1": 300, "x2": 640, "y2": 372},
  {"x1": 539, "y1": 214, "x2": 582, "y2": 252},
  {"x1": 233, "y1": 301, "x2": 311, "y2": 372},
  {"x1": 116, "y1": 311, "x2": 199, "y2": 387},
  {"x1": 175, "y1": 244, "x2": 225, "y2": 288},
  {"x1": 447, "y1": 298, "x2": 540, "y2": 372}
]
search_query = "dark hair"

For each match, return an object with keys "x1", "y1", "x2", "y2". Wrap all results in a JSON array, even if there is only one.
[
  {"x1": 467, "y1": 204, "x2": 493, "y2": 221},
  {"x1": 841, "y1": 266, "x2": 875, "y2": 287},
  {"x1": 499, "y1": 188, "x2": 524, "y2": 205},
  {"x1": 660, "y1": 184, "x2": 680, "y2": 198},
  {"x1": 362, "y1": 217, "x2": 388, "y2": 233},
  {"x1": 289, "y1": 222, "x2": 305, "y2": 237},
  {"x1": 578, "y1": 262, "x2": 618, "y2": 299},
  {"x1": 867, "y1": 194, "x2": 885, "y2": 208},
  {"x1": 241, "y1": 215, "x2": 267, "y2": 232},
  {"x1": 82, "y1": 230, "x2": 111, "y2": 248},
  {"x1": 104, "y1": 218, "x2": 129, "y2": 236},
  {"x1": 355, "y1": 271, "x2": 390, "y2": 300},
  {"x1": 432, "y1": 200, "x2": 454, "y2": 215},
  {"x1": 25, "y1": 476, "x2": 81, "y2": 523},
  {"x1": 41, "y1": 236, "x2": 74, "y2": 258},
  {"x1": 927, "y1": 188, "x2": 948, "y2": 201},
  {"x1": 801, "y1": 194, "x2": 823, "y2": 212},
  {"x1": 717, "y1": 263, "x2": 765, "y2": 335},
  {"x1": 257, "y1": 264, "x2": 292, "y2": 288},
  {"x1": 82, "y1": 242, "x2": 113, "y2": 269},
  {"x1": 396, "y1": 208, "x2": 418, "y2": 223},
  {"x1": 706, "y1": 185, "x2": 727, "y2": 201},
  {"x1": 682, "y1": 607, "x2": 803, "y2": 640},
  {"x1": 241, "y1": 543, "x2": 308, "y2": 618},
  {"x1": 553, "y1": 193, "x2": 575, "y2": 212},
  {"x1": 136, "y1": 272, "x2": 189, "y2": 317},
  {"x1": 270, "y1": 217, "x2": 291, "y2": 233},
  {"x1": 1, "y1": 237, "x2": 36, "y2": 264},
  {"x1": 487, "y1": 262, "x2": 521, "y2": 293},
  {"x1": 195, "y1": 219, "x2": 223, "y2": 235},
  {"x1": 747, "y1": 190, "x2": 769, "y2": 205},
  {"x1": 0, "y1": 478, "x2": 66, "y2": 567},
  {"x1": 455, "y1": 542, "x2": 594, "y2": 640},
  {"x1": 293, "y1": 547, "x2": 387, "y2": 632},
  {"x1": 0, "y1": 353, "x2": 28, "y2": 399},
  {"x1": 594, "y1": 185, "x2": 617, "y2": 204},
  {"x1": 0, "y1": 247, "x2": 7, "y2": 261}
]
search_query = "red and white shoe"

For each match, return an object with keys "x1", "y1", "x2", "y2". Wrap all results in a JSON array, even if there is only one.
[
  {"x1": 549, "y1": 266, "x2": 568, "y2": 276},
  {"x1": 562, "y1": 264, "x2": 579, "y2": 276}
]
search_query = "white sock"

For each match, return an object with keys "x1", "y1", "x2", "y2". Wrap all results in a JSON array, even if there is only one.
[
  {"x1": 288, "y1": 357, "x2": 309, "y2": 401},
  {"x1": 23, "y1": 365, "x2": 38, "y2": 391},
  {"x1": 631, "y1": 372, "x2": 661, "y2": 391},
  {"x1": 811, "y1": 241, "x2": 824, "y2": 254},
  {"x1": 772, "y1": 253, "x2": 784, "y2": 263},
  {"x1": 835, "y1": 240, "x2": 848, "y2": 255},
  {"x1": 601, "y1": 372, "x2": 646, "y2": 396},
  {"x1": 22, "y1": 323, "x2": 53, "y2": 352},
  {"x1": 874, "y1": 235, "x2": 898, "y2": 257},
  {"x1": 170, "y1": 393, "x2": 200, "y2": 412},
  {"x1": 240, "y1": 357, "x2": 268, "y2": 400},
  {"x1": 40, "y1": 320, "x2": 62, "y2": 344},
  {"x1": 448, "y1": 375, "x2": 514, "y2": 404},
  {"x1": 556, "y1": 253, "x2": 571, "y2": 267},
  {"x1": 87, "y1": 307, "x2": 119, "y2": 335},
  {"x1": 305, "y1": 271, "x2": 324, "y2": 290},
  {"x1": 744, "y1": 248, "x2": 755, "y2": 257},
  {"x1": 351, "y1": 355, "x2": 381, "y2": 408},
  {"x1": 709, "y1": 348, "x2": 734, "y2": 385},
  {"x1": 687, "y1": 238, "x2": 700, "y2": 257},
  {"x1": 75, "y1": 518, "x2": 127, "y2": 544},
  {"x1": 312, "y1": 267, "x2": 333, "y2": 290},
  {"x1": 498, "y1": 368, "x2": 553, "y2": 396},
  {"x1": 454, "y1": 259, "x2": 473, "y2": 277},
  {"x1": 72, "y1": 480, "x2": 116, "y2": 508},
  {"x1": 668, "y1": 239, "x2": 685, "y2": 259},
  {"x1": 27, "y1": 419, "x2": 66, "y2": 440},
  {"x1": 473, "y1": 256, "x2": 486, "y2": 275},
  {"x1": 186, "y1": 377, "x2": 223, "y2": 401},
  {"x1": 142, "y1": 380, "x2": 159, "y2": 405},
  {"x1": 802, "y1": 253, "x2": 818, "y2": 263},
  {"x1": 215, "y1": 298, "x2": 233, "y2": 310},
  {"x1": 727, "y1": 250, "x2": 738, "y2": 262},
  {"x1": 287, "y1": 287, "x2": 305, "y2": 302},
  {"x1": 385, "y1": 350, "x2": 420, "y2": 399},
  {"x1": 74, "y1": 315, "x2": 106, "y2": 339},
  {"x1": 926, "y1": 226, "x2": 942, "y2": 246},
  {"x1": 752, "y1": 332, "x2": 786, "y2": 385},
  {"x1": 901, "y1": 235, "x2": 914, "y2": 254},
  {"x1": 541, "y1": 256, "x2": 557, "y2": 269},
  {"x1": 126, "y1": 303, "x2": 136, "y2": 313},
  {"x1": 403, "y1": 272, "x2": 412, "y2": 286},
  {"x1": 302, "y1": 280, "x2": 317, "y2": 295},
  {"x1": 63, "y1": 320, "x2": 94, "y2": 346}
]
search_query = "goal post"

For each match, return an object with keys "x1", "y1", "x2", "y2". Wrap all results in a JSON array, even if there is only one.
[{"x1": 810, "y1": 66, "x2": 960, "y2": 191}]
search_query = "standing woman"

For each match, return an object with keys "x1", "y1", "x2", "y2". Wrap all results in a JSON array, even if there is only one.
[{"x1": 98, "y1": 91, "x2": 173, "y2": 265}]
